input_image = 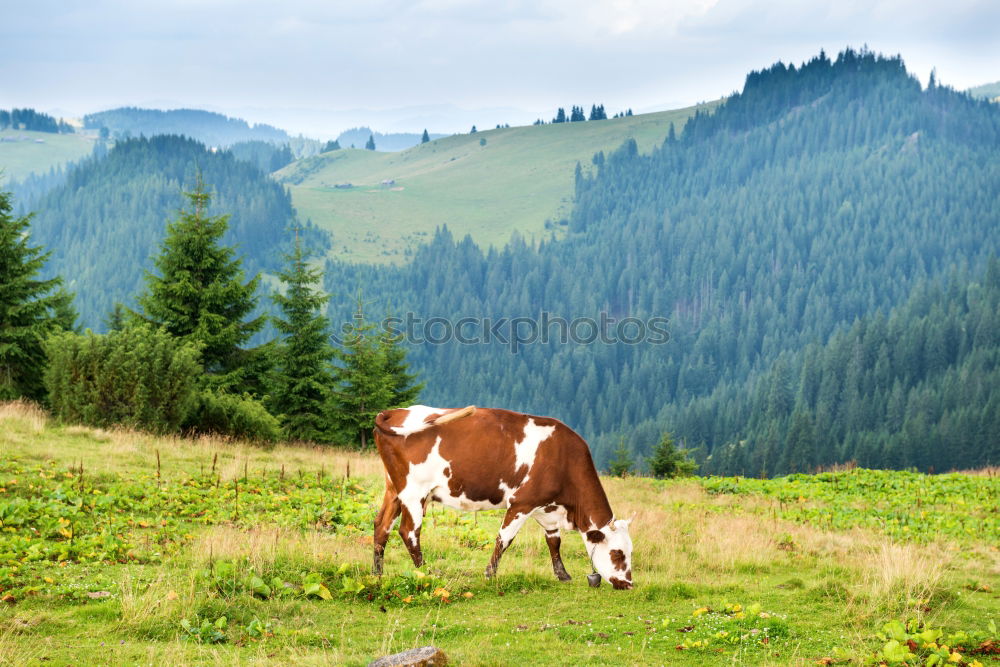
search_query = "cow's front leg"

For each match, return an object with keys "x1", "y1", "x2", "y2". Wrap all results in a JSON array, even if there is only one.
[
  {"x1": 485, "y1": 506, "x2": 530, "y2": 578},
  {"x1": 544, "y1": 529, "x2": 572, "y2": 581},
  {"x1": 398, "y1": 498, "x2": 426, "y2": 568},
  {"x1": 373, "y1": 484, "x2": 401, "y2": 576}
]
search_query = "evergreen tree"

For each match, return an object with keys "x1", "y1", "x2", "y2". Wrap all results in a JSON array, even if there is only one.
[
  {"x1": 323, "y1": 139, "x2": 341, "y2": 152},
  {"x1": 470, "y1": 125, "x2": 477, "y2": 134},
  {"x1": 421, "y1": 129, "x2": 430, "y2": 143},
  {"x1": 104, "y1": 303, "x2": 127, "y2": 332},
  {"x1": 269, "y1": 234, "x2": 337, "y2": 442},
  {"x1": 0, "y1": 191, "x2": 66, "y2": 401},
  {"x1": 608, "y1": 438, "x2": 635, "y2": 477},
  {"x1": 647, "y1": 431, "x2": 698, "y2": 478},
  {"x1": 365, "y1": 134, "x2": 376, "y2": 150},
  {"x1": 379, "y1": 317, "x2": 424, "y2": 409},
  {"x1": 553, "y1": 108, "x2": 566, "y2": 123},
  {"x1": 331, "y1": 300, "x2": 394, "y2": 449},
  {"x1": 132, "y1": 179, "x2": 267, "y2": 393}
]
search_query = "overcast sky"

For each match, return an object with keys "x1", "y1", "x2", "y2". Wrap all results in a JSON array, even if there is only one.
[{"x1": 3, "y1": 0, "x2": 998, "y2": 137}]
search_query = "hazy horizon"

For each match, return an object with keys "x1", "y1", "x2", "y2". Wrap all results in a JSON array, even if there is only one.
[{"x1": 4, "y1": 1, "x2": 999, "y2": 138}]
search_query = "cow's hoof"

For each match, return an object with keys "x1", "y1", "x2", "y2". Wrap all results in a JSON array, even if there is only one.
[{"x1": 556, "y1": 573, "x2": 572, "y2": 582}]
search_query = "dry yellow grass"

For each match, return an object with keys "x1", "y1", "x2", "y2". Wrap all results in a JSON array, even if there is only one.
[{"x1": 0, "y1": 400, "x2": 47, "y2": 433}]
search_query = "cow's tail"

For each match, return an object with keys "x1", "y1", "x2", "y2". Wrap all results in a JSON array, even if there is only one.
[
  {"x1": 432, "y1": 405, "x2": 477, "y2": 426},
  {"x1": 374, "y1": 405, "x2": 477, "y2": 437}
]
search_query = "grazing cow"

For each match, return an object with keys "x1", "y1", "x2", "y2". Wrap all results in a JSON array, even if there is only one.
[{"x1": 372, "y1": 405, "x2": 634, "y2": 590}]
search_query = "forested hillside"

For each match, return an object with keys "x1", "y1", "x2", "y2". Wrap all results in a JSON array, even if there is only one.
[
  {"x1": 82, "y1": 108, "x2": 289, "y2": 147},
  {"x1": 671, "y1": 260, "x2": 1000, "y2": 476},
  {"x1": 323, "y1": 49, "x2": 1000, "y2": 471},
  {"x1": 28, "y1": 135, "x2": 328, "y2": 326}
]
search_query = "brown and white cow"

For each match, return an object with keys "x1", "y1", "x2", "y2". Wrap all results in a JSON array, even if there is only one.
[{"x1": 372, "y1": 405, "x2": 634, "y2": 589}]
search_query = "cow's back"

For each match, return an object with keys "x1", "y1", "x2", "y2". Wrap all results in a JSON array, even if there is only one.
[{"x1": 374, "y1": 406, "x2": 598, "y2": 514}]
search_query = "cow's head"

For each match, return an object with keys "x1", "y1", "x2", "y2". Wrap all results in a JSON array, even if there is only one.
[{"x1": 585, "y1": 518, "x2": 633, "y2": 590}]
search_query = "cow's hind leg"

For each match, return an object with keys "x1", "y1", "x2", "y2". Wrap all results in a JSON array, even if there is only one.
[
  {"x1": 397, "y1": 495, "x2": 426, "y2": 568},
  {"x1": 534, "y1": 516, "x2": 571, "y2": 581},
  {"x1": 485, "y1": 506, "x2": 531, "y2": 578},
  {"x1": 373, "y1": 481, "x2": 402, "y2": 576}
]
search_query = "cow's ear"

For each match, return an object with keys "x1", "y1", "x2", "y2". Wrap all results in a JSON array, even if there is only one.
[{"x1": 586, "y1": 530, "x2": 605, "y2": 543}]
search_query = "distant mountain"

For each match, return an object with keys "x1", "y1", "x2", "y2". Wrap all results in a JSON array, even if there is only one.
[
  {"x1": 82, "y1": 108, "x2": 290, "y2": 148},
  {"x1": 27, "y1": 135, "x2": 329, "y2": 328},
  {"x1": 968, "y1": 80, "x2": 1000, "y2": 101},
  {"x1": 336, "y1": 127, "x2": 446, "y2": 152}
]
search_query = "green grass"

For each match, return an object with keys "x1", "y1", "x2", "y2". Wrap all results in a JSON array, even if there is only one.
[
  {"x1": 0, "y1": 130, "x2": 96, "y2": 185},
  {"x1": 1, "y1": 402, "x2": 998, "y2": 665},
  {"x1": 277, "y1": 104, "x2": 718, "y2": 264}
]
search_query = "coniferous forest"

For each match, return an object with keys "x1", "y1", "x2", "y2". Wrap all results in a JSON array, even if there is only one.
[
  {"x1": 322, "y1": 49, "x2": 1000, "y2": 472},
  {"x1": 2, "y1": 48, "x2": 999, "y2": 474}
]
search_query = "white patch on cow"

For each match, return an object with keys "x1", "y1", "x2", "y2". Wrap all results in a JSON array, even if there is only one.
[
  {"x1": 498, "y1": 511, "x2": 530, "y2": 547},
  {"x1": 512, "y1": 418, "x2": 555, "y2": 483},
  {"x1": 397, "y1": 435, "x2": 451, "y2": 536},
  {"x1": 391, "y1": 405, "x2": 446, "y2": 436},
  {"x1": 532, "y1": 504, "x2": 574, "y2": 533}
]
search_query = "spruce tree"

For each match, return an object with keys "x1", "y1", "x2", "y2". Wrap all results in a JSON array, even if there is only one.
[
  {"x1": 0, "y1": 191, "x2": 65, "y2": 401},
  {"x1": 608, "y1": 438, "x2": 635, "y2": 477},
  {"x1": 365, "y1": 134, "x2": 376, "y2": 150},
  {"x1": 379, "y1": 316, "x2": 424, "y2": 408},
  {"x1": 421, "y1": 129, "x2": 430, "y2": 143},
  {"x1": 332, "y1": 299, "x2": 423, "y2": 448},
  {"x1": 269, "y1": 235, "x2": 336, "y2": 442},
  {"x1": 332, "y1": 300, "x2": 393, "y2": 449},
  {"x1": 648, "y1": 431, "x2": 697, "y2": 478},
  {"x1": 133, "y1": 180, "x2": 267, "y2": 393}
]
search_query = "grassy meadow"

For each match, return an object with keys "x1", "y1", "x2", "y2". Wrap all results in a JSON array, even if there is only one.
[
  {"x1": 276, "y1": 103, "x2": 718, "y2": 264},
  {"x1": 0, "y1": 130, "x2": 95, "y2": 185},
  {"x1": 1, "y1": 401, "x2": 998, "y2": 666}
]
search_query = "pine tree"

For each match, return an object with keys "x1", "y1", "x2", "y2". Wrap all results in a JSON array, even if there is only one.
[
  {"x1": 269, "y1": 234, "x2": 336, "y2": 442},
  {"x1": 553, "y1": 108, "x2": 566, "y2": 123},
  {"x1": 607, "y1": 438, "x2": 635, "y2": 477},
  {"x1": 132, "y1": 179, "x2": 267, "y2": 393},
  {"x1": 421, "y1": 129, "x2": 430, "y2": 143},
  {"x1": 332, "y1": 299, "x2": 394, "y2": 449},
  {"x1": 470, "y1": 125, "x2": 477, "y2": 134},
  {"x1": 379, "y1": 317, "x2": 423, "y2": 408},
  {"x1": 648, "y1": 431, "x2": 697, "y2": 478},
  {"x1": 365, "y1": 134, "x2": 376, "y2": 150},
  {"x1": 0, "y1": 191, "x2": 65, "y2": 401}
]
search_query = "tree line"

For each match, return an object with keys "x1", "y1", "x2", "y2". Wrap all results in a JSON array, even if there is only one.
[
  {"x1": 0, "y1": 108, "x2": 74, "y2": 134},
  {"x1": 0, "y1": 182, "x2": 421, "y2": 446}
]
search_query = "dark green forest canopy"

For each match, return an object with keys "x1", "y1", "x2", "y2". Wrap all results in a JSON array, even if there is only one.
[
  {"x1": 26, "y1": 135, "x2": 328, "y2": 328},
  {"x1": 322, "y1": 48, "x2": 1000, "y2": 471}
]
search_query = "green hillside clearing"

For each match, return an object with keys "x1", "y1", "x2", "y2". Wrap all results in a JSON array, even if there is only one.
[
  {"x1": 0, "y1": 130, "x2": 95, "y2": 185},
  {"x1": 278, "y1": 103, "x2": 718, "y2": 264}
]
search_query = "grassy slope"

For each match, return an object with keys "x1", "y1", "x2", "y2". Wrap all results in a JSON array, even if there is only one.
[
  {"x1": 0, "y1": 130, "x2": 95, "y2": 185},
  {"x1": 278, "y1": 104, "x2": 718, "y2": 264},
  {"x1": 1, "y1": 403, "x2": 997, "y2": 666}
]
